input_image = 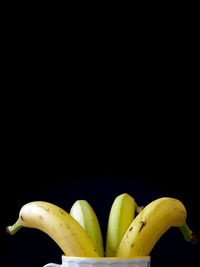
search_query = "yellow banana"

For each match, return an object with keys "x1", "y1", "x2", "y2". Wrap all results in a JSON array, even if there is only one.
[
  {"x1": 70, "y1": 200, "x2": 104, "y2": 257},
  {"x1": 106, "y1": 193, "x2": 136, "y2": 256},
  {"x1": 117, "y1": 197, "x2": 189, "y2": 257},
  {"x1": 6, "y1": 201, "x2": 99, "y2": 257}
]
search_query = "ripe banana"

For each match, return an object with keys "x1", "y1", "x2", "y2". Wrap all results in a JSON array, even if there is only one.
[
  {"x1": 117, "y1": 197, "x2": 192, "y2": 257},
  {"x1": 106, "y1": 193, "x2": 136, "y2": 257},
  {"x1": 6, "y1": 201, "x2": 99, "y2": 257},
  {"x1": 70, "y1": 200, "x2": 104, "y2": 257}
]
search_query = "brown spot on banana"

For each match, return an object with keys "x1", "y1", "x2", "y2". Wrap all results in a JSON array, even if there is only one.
[
  {"x1": 59, "y1": 209, "x2": 64, "y2": 214},
  {"x1": 139, "y1": 220, "x2": 146, "y2": 232}
]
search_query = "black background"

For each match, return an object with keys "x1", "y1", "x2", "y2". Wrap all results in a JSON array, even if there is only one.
[
  {"x1": 2, "y1": 168, "x2": 200, "y2": 267},
  {"x1": 1, "y1": 5, "x2": 199, "y2": 267}
]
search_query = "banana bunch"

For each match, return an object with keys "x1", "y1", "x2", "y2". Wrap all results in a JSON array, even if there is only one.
[{"x1": 6, "y1": 194, "x2": 197, "y2": 258}]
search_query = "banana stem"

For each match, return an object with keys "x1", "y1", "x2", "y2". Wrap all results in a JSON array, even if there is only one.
[
  {"x1": 6, "y1": 218, "x2": 22, "y2": 235},
  {"x1": 135, "y1": 202, "x2": 144, "y2": 214},
  {"x1": 179, "y1": 222, "x2": 198, "y2": 244}
]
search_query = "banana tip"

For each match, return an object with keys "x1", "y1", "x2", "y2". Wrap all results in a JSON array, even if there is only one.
[
  {"x1": 6, "y1": 226, "x2": 11, "y2": 235},
  {"x1": 191, "y1": 232, "x2": 199, "y2": 244}
]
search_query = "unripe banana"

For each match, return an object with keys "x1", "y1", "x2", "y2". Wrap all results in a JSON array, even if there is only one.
[
  {"x1": 6, "y1": 201, "x2": 99, "y2": 257},
  {"x1": 117, "y1": 197, "x2": 188, "y2": 257},
  {"x1": 106, "y1": 193, "x2": 136, "y2": 257},
  {"x1": 70, "y1": 200, "x2": 104, "y2": 257}
]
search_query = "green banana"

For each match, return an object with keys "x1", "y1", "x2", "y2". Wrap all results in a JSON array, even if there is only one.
[
  {"x1": 70, "y1": 200, "x2": 104, "y2": 257},
  {"x1": 106, "y1": 193, "x2": 136, "y2": 257}
]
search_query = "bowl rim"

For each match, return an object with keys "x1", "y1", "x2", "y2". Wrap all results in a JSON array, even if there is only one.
[{"x1": 62, "y1": 255, "x2": 150, "y2": 262}]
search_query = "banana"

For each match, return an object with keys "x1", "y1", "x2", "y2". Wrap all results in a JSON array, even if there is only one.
[
  {"x1": 70, "y1": 200, "x2": 104, "y2": 257},
  {"x1": 116, "y1": 197, "x2": 193, "y2": 257},
  {"x1": 106, "y1": 193, "x2": 136, "y2": 257},
  {"x1": 6, "y1": 201, "x2": 99, "y2": 257}
]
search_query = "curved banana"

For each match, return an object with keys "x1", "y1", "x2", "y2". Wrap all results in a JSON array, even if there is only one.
[
  {"x1": 117, "y1": 197, "x2": 188, "y2": 257},
  {"x1": 6, "y1": 201, "x2": 99, "y2": 257},
  {"x1": 106, "y1": 193, "x2": 136, "y2": 257},
  {"x1": 70, "y1": 200, "x2": 104, "y2": 257}
]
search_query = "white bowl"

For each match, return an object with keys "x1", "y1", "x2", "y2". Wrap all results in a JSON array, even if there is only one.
[{"x1": 43, "y1": 255, "x2": 151, "y2": 267}]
